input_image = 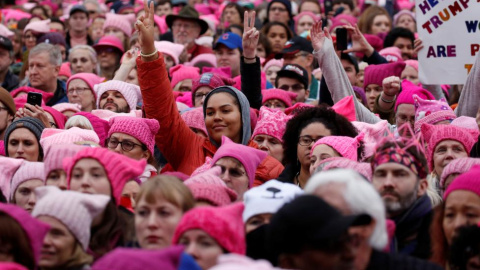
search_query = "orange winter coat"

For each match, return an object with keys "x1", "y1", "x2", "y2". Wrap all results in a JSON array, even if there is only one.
[{"x1": 137, "y1": 53, "x2": 283, "y2": 186}]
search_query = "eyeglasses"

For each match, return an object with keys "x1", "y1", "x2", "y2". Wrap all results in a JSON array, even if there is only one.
[
  {"x1": 67, "y1": 87, "x2": 90, "y2": 95},
  {"x1": 270, "y1": 7, "x2": 287, "y2": 12},
  {"x1": 298, "y1": 135, "x2": 323, "y2": 146},
  {"x1": 194, "y1": 92, "x2": 209, "y2": 100},
  {"x1": 107, "y1": 138, "x2": 143, "y2": 152},
  {"x1": 396, "y1": 115, "x2": 415, "y2": 125},
  {"x1": 279, "y1": 84, "x2": 305, "y2": 91},
  {"x1": 217, "y1": 165, "x2": 246, "y2": 179}
]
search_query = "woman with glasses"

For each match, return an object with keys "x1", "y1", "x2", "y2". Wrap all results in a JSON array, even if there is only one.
[
  {"x1": 264, "y1": 0, "x2": 294, "y2": 33},
  {"x1": 281, "y1": 106, "x2": 360, "y2": 188},
  {"x1": 106, "y1": 116, "x2": 160, "y2": 181},
  {"x1": 22, "y1": 19, "x2": 50, "y2": 51},
  {"x1": 66, "y1": 73, "x2": 105, "y2": 112}
]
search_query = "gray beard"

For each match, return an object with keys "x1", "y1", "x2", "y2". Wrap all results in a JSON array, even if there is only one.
[{"x1": 383, "y1": 182, "x2": 419, "y2": 215}]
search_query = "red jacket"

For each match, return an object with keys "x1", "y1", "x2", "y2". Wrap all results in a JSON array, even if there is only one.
[{"x1": 137, "y1": 53, "x2": 283, "y2": 185}]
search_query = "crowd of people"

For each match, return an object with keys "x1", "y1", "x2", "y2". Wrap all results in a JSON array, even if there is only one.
[{"x1": 0, "y1": 0, "x2": 480, "y2": 269}]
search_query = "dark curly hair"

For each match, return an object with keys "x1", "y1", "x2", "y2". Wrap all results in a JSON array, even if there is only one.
[
  {"x1": 449, "y1": 225, "x2": 480, "y2": 270},
  {"x1": 282, "y1": 106, "x2": 361, "y2": 168}
]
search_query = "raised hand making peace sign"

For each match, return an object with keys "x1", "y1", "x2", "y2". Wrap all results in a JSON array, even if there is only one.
[
  {"x1": 135, "y1": 0, "x2": 157, "y2": 61},
  {"x1": 242, "y1": 11, "x2": 259, "y2": 61}
]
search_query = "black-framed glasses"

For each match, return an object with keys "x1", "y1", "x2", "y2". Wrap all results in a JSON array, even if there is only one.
[
  {"x1": 217, "y1": 165, "x2": 246, "y2": 179},
  {"x1": 298, "y1": 135, "x2": 323, "y2": 146},
  {"x1": 107, "y1": 138, "x2": 143, "y2": 152},
  {"x1": 67, "y1": 87, "x2": 91, "y2": 95}
]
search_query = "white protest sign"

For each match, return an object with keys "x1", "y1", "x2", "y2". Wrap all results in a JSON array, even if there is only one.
[{"x1": 416, "y1": 0, "x2": 480, "y2": 85}]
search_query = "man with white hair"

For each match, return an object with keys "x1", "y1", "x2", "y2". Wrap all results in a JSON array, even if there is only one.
[{"x1": 305, "y1": 169, "x2": 442, "y2": 270}]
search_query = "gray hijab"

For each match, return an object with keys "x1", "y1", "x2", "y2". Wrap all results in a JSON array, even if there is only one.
[{"x1": 203, "y1": 86, "x2": 251, "y2": 147}]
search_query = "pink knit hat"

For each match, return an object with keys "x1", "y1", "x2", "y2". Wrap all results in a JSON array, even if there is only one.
[
  {"x1": 262, "y1": 89, "x2": 297, "y2": 108},
  {"x1": 94, "y1": 80, "x2": 141, "y2": 111},
  {"x1": 363, "y1": 62, "x2": 406, "y2": 88},
  {"x1": 11, "y1": 86, "x2": 54, "y2": 103},
  {"x1": 211, "y1": 254, "x2": 278, "y2": 270},
  {"x1": 293, "y1": 12, "x2": 320, "y2": 33},
  {"x1": 310, "y1": 134, "x2": 364, "y2": 161},
  {"x1": 404, "y1": 60, "x2": 418, "y2": 72},
  {"x1": 42, "y1": 106, "x2": 66, "y2": 129},
  {"x1": 32, "y1": 186, "x2": 110, "y2": 250},
  {"x1": 0, "y1": 24, "x2": 14, "y2": 38},
  {"x1": 0, "y1": 157, "x2": 24, "y2": 200},
  {"x1": 181, "y1": 107, "x2": 208, "y2": 137},
  {"x1": 186, "y1": 53, "x2": 217, "y2": 68},
  {"x1": 108, "y1": 116, "x2": 160, "y2": 155},
  {"x1": 211, "y1": 136, "x2": 268, "y2": 187},
  {"x1": 394, "y1": 80, "x2": 435, "y2": 111},
  {"x1": 72, "y1": 112, "x2": 109, "y2": 146},
  {"x1": 43, "y1": 144, "x2": 85, "y2": 179},
  {"x1": 153, "y1": 15, "x2": 169, "y2": 35},
  {"x1": 59, "y1": 62, "x2": 71, "y2": 78},
  {"x1": 64, "y1": 147, "x2": 146, "y2": 205},
  {"x1": 202, "y1": 67, "x2": 232, "y2": 78},
  {"x1": 444, "y1": 165, "x2": 480, "y2": 200},
  {"x1": 154, "y1": 41, "x2": 184, "y2": 65},
  {"x1": 0, "y1": 262, "x2": 28, "y2": 270},
  {"x1": 263, "y1": 58, "x2": 284, "y2": 72},
  {"x1": 40, "y1": 127, "x2": 100, "y2": 152},
  {"x1": 440, "y1": 158, "x2": 480, "y2": 190},
  {"x1": 284, "y1": 102, "x2": 314, "y2": 115},
  {"x1": 176, "y1": 91, "x2": 193, "y2": 107},
  {"x1": 451, "y1": 116, "x2": 479, "y2": 132},
  {"x1": 331, "y1": 95, "x2": 356, "y2": 121},
  {"x1": 352, "y1": 120, "x2": 388, "y2": 159},
  {"x1": 9, "y1": 162, "x2": 45, "y2": 202},
  {"x1": 23, "y1": 19, "x2": 51, "y2": 34},
  {"x1": 52, "y1": 103, "x2": 81, "y2": 114},
  {"x1": 192, "y1": 73, "x2": 236, "y2": 98},
  {"x1": 413, "y1": 94, "x2": 457, "y2": 134},
  {"x1": 252, "y1": 106, "x2": 291, "y2": 143},
  {"x1": 321, "y1": 157, "x2": 373, "y2": 181},
  {"x1": 103, "y1": 13, "x2": 133, "y2": 37},
  {"x1": 169, "y1": 65, "x2": 200, "y2": 88},
  {"x1": 184, "y1": 166, "x2": 237, "y2": 206},
  {"x1": 67, "y1": 73, "x2": 105, "y2": 99},
  {"x1": 3, "y1": 9, "x2": 32, "y2": 22},
  {"x1": 379, "y1": 47, "x2": 403, "y2": 63},
  {"x1": 393, "y1": 9, "x2": 415, "y2": 26},
  {"x1": 90, "y1": 109, "x2": 142, "y2": 121},
  {"x1": 421, "y1": 123, "x2": 478, "y2": 171},
  {"x1": 172, "y1": 202, "x2": 245, "y2": 254},
  {"x1": 0, "y1": 203, "x2": 50, "y2": 266}
]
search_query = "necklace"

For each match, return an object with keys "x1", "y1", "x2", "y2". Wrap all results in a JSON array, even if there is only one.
[{"x1": 295, "y1": 172, "x2": 301, "y2": 188}]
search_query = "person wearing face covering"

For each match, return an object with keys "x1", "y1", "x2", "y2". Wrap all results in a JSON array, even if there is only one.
[{"x1": 135, "y1": 3, "x2": 283, "y2": 184}]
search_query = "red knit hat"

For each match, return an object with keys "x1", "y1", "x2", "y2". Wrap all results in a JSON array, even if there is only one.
[
  {"x1": 64, "y1": 147, "x2": 146, "y2": 205},
  {"x1": 444, "y1": 165, "x2": 480, "y2": 200},
  {"x1": 172, "y1": 202, "x2": 245, "y2": 254},
  {"x1": 108, "y1": 116, "x2": 160, "y2": 155},
  {"x1": 184, "y1": 166, "x2": 237, "y2": 206},
  {"x1": 262, "y1": 89, "x2": 297, "y2": 108},
  {"x1": 363, "y1": 62, "x2": 406, "y2": 88},
  {"x1": 421, "y1": 123, "x2": 478, "y2": 171}
]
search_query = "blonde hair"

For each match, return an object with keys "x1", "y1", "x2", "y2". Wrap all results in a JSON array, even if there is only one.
[{"x1": 65, "y1": 115, "x2": 94, "y2": 130}]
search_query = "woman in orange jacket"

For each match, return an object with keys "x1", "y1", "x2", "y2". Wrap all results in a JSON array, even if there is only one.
[{"x1": 135, "y1": 2, "x2": 283, "y2": 185}]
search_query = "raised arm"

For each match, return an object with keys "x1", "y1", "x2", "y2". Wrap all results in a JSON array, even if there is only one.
[
  {"x1": 455, "y1": 50, "x2": 480, "y2": 117},
  {"x1": 135, "y1": 0, "x2": 202, "y2": 169},
  {"x1": 240, "y1": 11, "x2": 262, "y2": 109}
]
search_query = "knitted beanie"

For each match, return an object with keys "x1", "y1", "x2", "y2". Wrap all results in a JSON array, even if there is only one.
[
  {"x1": 0, "y1": 203, "x2": 50, "y2": 266},
  {"x1": 211, "y1": 136, "x2": 268, "y2": 187},
  {"x1": 444, "y1": 165, "x2": 480, "y2": 200},
  {"x1": 404, "y1": 60, "x2": 418, "y2": 72},
  {"x1": 32, "y1": 186, "x2": 110, "y2": 250},
  {"x1": 73, "y1": 112, "x2": 110, "y2": 146},
  {"x1": 103, "y1": 13, "x2": 133, "y2": 37},
  {"x1": 451, "y1": 116, "x2": 479, "y2": 132},
  {"x1": 0, "y1": 24, "x2": 14, "y2": 38},
  {"x1": 64, "y1": 147, "x2": 146, "y2": 205},
  {"x1": 263, "y1": 58, "x2": 284, "y2": 73},
  {"x1": 294, "y1": 12, "x2": 320, "y2": 33},
  {"x1": 94, "y1": 80, "x2": 141, "y2": 111},
  {"x1": 421, "y1": 123, "x2": 478, "y2": 171},
  {"x1": 58, "y1": 63, "x2": 71, "y2": 78},
  {"x1": 321, "y1": 157, "x2": 373, "y2": 181},
  {"x1": 352, "y1": 120, "x2": 388, "y2": 159},
  {"x1": 393, "y1": 10, "x2": 415, "y2": 26},
  {"x1": 252, "y1": 106, "x2": 291, "y2": 143},
  {"x1": 11, "y1": 86, "x2": 54, "y2": 103},
  {"x1": 90, "y1": 109, "x2": 142, "y2": 121},
  {"x1": 181, "y1": 107, "x2": 208, "y2": 136},
  {"x1": 0, "y1": 86, "x2": 16, "y2": 115},
  {"x1": 108, "y1": 116, "x2": 160, "y2": 155},
  {"x1": 40, "y1": 127, "x2": 100, "y2": 152},
  {"x1": 23, "y1": 19, "x2": 50, "y2": 34},
  {"x1": 203, "y1": 67, "x2": 232, "y2": 78},
  {"x1": 261, "y1": 89, "x2": 297, "y2": 108},
  {"x1": 42, "y1": 106, "x2": 66, "y2": 129},
  {"x1": 283, "y1": 102, "x2": 314, "y2": 115},
  {"x1": 37, "y1": 32, "x2": 67, "y2": 48},
  {"x1": 52, "y1": 103, "x2": 81, "y2": 114},
  {"x1": 172, "y1": 202, "x2": 246, "y2": 254},
  {"x1": 192, "y1": 73, "x2": 236, "y2": 99},
  {"x1": 394, "y1": 80, "x2": 435, "y2": 111},
  {"x1": 154, "y1": 41, "x2": 184, "y2": 65},
  {"x1": 153, "y1": 15, "x2": 169, "y2": 35},
  {"x1": 187, "y1": 53, "x2": 217, "y2": 68},
  {"x1": 310, "y1": 134, "x2": 364, "y2": 161},
  {"x1": 379, "y1": 47, "x2": 403, "y2": 63},
  {"x1": 91, "y1": 246, "x2": 200, "y2": 270},
  {"x1": 0, "y1": 262, "x2": 28, "y2": 270},
  {"x1": 331, "y1": 95, "x2": 356, "y2": 122},
  {"x1": 414, "y1": 95, "x2": 457, "y2": 134},
  {"x1": 43, "y1": 144, "x2": 86, "y2": 180},
  {"x1": 3, "y1": 9, "x2": 31, "y2": 22},
  {"x1": 4, "y1": 117, "x2": 45, "y2": 156},
  {"x1": 67, "y1": 73, "x2": 105, "y2": 99},
  {"x1": 363, "y1": 62, "x2": 406, "y2": 88},
  {"x1": 184, "y1": 166, "x2": 237, "y2": 206},
  {"x1": 176, "y1": 92, "x2": 193, "y2": 108},
  {"x1": 0, "y1": 157, "x2": 24, "y2": 200},
  {"x1": 440, "y1": 158, "x2": 480, "y2": 190},
  {"x1": 9, "y1": 162, "x2": 45, "y2": 202},
  {"x1": 242, "y1": 179, "x2": 303, "y2": 222},
  {"x1": 169, "y1": 65, "x2": 200, "y2": 89}
]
